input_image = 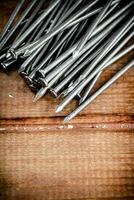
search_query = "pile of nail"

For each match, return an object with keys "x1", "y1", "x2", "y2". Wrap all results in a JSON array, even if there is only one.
[{"x1": 0, "y1": 0, "x2": 134, "y2": 122}]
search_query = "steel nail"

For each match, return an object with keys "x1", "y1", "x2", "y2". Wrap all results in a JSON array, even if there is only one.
[
  {"x1": 14, "y1": 0, "x2": 100, "y2": 57},
  {"x1": 43, "y1": 14, "x2": 123, "y2": 83},
  {"x1": 52, "y1": 41, "x2": 105, "y2": 95},
  {"x1": 11, "y1": 0, "x2": 61, "y2": 49},
  {"x1": 73, "y1": 0, "x2": 113, "y2": 57},
  {"x1": 55, "y1": 22, "x2": 134, "y2": 112},
  {"x1": 0, "y1": 0, "x2": 38, "y2": 50},
  {"x1": 79, "y1": 42, "x2": 134, "y2": 104},
  {"x1": 13, "y1": 0, "x2": 44, "y2": 45},
  {"x1": 0, "y1": 0, "x2": 25, "y2": 42},
  {"x1": 22, "y1": 3, "x2": 131, "y2": 77},
  {"x1": 64, "y1": 59, "x2": 134, "y2": 122}
]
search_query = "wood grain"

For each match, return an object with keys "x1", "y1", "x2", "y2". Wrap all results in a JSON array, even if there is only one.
[
  {"x1": 0, "y1": 129, "x2": 134, "y2": 200},
  {"x1": 0, "y1": 0, "x2": 134, "y2": 200}
]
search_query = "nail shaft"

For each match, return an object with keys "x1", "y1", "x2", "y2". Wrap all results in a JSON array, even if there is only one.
[
  {"x1": 64, "y1": 59, "x2": 134, "y2": 122},
  {"x1": 0, "y1": 0, "x2": 25, "y2": 42},
  {"x1": 55, "y1": 24, "x2": 134, "y2": 112},
  {"x1": 0, "y1": 0, "x2": 38, "y2": 50},
  {"x1": 74, "y1": 0, "x2": 113, "y2": 57}
]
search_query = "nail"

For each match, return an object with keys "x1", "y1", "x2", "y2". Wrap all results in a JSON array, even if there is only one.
[
  {"x1": 64, "y1": 59, "x2": 134, "y2": 122},
  {"x1": 0, "y1": 0, "x2": 25, "y2": 42},
  {"x1": 13, "y1": 0, "x2": 44, "y2": 45},
  {"x1": 75, "y1": 15, "x2": 134, "y2": 84},
  {"x1": 43, "y1": 14, "x2": 122, "y2": 84},
  {"x1": 11, "y1": 0, "x2": 61, "y2": 49},
  {"x1": 79, "y1": 43, "x2": 134, "y2": 104},
  {"x1": 53, "y1": 41, "x2": 104, "y2": 96},
  {"x1": 28, "y1": 26, "x2": 77, "y2": 79},
  {"x1": 79, "y1": 71, "x2": 102, "y2": 104},
  {"x1": 15, "y1": 0, "x2": 100, "y2": 57},
  {"x1": 73, "y1": 0, "x2": 113, "y2": 57},
  {"x1": 33, "y1": 86, "x2": 48, "y2": 102},
  {"x1": 0, "y1": 58, "x2": 17, "y2": 70},
  {"x1": 55, "y1": 22, "x2": 133, "y2": 112},
  {"x1": 0, "y1": 0, "x2": 38, "y2": 50}
]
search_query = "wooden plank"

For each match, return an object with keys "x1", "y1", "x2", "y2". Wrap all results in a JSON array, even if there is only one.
[{"x1": 0, "y1": 129, "x2": 134, "y2": 200}]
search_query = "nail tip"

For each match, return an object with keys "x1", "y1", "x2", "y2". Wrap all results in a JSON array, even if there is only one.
[
  {"x1": 33, "y1": 95, "x2": 42, "y2": 103},
  {"x1": 63, "y1": 116, "x2": 71, "y2": 123},
  {"x1": 55, "y1": 106, "x2": 62, "y2": 113},
  {"x1": 32, "y1": 96, "x2": 38, "y2": 103},
  {"x1": 63, "y1": 118, "x2": 69, "y2": 123},
  {"x1": 32, "y1": 92, "x2": 42, "y2": 102}
]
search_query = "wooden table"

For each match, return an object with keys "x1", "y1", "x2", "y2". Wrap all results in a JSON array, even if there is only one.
[{"x1": 0, "y1": 1, "x2": 134, "y2": 199}]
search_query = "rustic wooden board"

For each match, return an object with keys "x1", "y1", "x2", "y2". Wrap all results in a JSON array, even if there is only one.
[
  {"x1": 0, "y1": 1, "x2": 134, "y2": 200},
  {"x1": 0, "y1": 129, "x2": 134, "y2": 200}
]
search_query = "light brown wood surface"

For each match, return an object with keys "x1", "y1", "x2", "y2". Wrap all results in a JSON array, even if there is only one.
[{"x1": 0, "y1": 1, "x2": 134, "y2": 199}]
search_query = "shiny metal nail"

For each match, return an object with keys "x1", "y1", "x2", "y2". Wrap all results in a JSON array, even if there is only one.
[
  {"x1": 74, "y1": 16, "x2": 134, "y2": 85},
  {"x1": 12, "y1": 0, "x2": 61, "y2": 50},
  {"x1": 0, "y1": 0, "x2": 25, "y2": 42},
  {"x1": 43, "y1": 14, "x2": 124, "y2": 83},
  {"x1": 13, "y1": 0, "x2": 99, "y2": 57},
  {"x1": 0, "y1": 58, "x2": 17, "y2": 70},
  {"x1": 80, "y1": 42, "x2": 134, "y2": 104},
  {"x1": 79, "y1": 71, "x2": 102, "y2": 104},
  {"x1": 64, "y1": 59, "x2": 134, "y2": 122},
  {"x1": 0, "y1": 0, "x2": 38, "y2": 50},
  {"x1": 13, "y1": 0, "x2": 44, "y2": 44},
  {"x1": 73, "y1": 0, "x2": 113, "y2": 57},
  {"x1": 8, "y1": 0, "x2": 131, "y2": 59},
  {"x1": 52, "y1": 41, "x2": 105, "y2": 96},
  {"x1": 33, "y1": 67, "x2": 66, "y2": 102},
  {"x1": 55, "y1": 21, "x2": 134, "y2": 113}
]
